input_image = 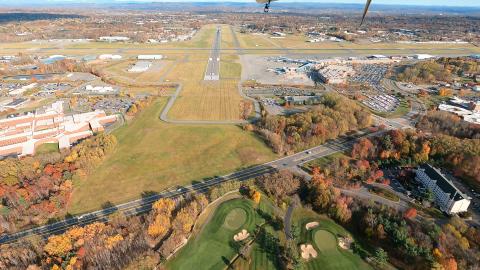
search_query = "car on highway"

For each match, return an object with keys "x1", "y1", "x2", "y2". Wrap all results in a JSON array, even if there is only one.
[{"x1": 306, "y1": 150, "x2": 312, "y2": 154}]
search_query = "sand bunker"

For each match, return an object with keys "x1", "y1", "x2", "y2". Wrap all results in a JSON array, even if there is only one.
[
  {"x1": 300, "y1": 244, "x2": 318, "y2": 260},
  {"x1": 338, "y1": 237, "x2": 353, "y2": 250},
  {"x1": 233, "y1": 229, "x2": 250, "y2": 242},
  {"x1": 305, "y1": 221, "x2": 319, "y2": 230}
]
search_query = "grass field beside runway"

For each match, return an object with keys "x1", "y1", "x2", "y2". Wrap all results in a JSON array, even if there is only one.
[
  {"x1": 165, "y1": 52, "x2": 244, "y2": 121},
  {"x1": 68, "y1": 99, "x2": 276, "y2": 214}
]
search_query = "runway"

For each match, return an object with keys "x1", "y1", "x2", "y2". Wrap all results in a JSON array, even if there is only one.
[{"x1": 204, "y1": 27, "x2": 221, "y2": 80}]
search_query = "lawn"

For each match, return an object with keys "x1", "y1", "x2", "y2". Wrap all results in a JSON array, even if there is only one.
[
  {"x1": 368, "y1": 187, "x2": 400, "y2": 202},
  {"x1": 302, "y1": 152, "x2": 348, "y2": 172},
  {"x1": 35, "y1": 143, "x2": 59, "y2": 154},
  {"x1": 166, "y1": 197, "x2": 278, "y2": 270},
  {"x1": 293, "y1": 208, "x2": 372, "y2": 270},
  {"x1": 68, "y1": 99, "x2": 276, "y2": 214}
]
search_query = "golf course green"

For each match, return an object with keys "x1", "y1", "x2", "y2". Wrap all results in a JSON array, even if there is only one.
[{"x1": 294, "y1": 208, "x2": 372, "y2": 270}]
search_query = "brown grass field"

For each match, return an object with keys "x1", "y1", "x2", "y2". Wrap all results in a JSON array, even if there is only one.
[
  {"x1": 220, "y1": 24, "x2": 236, "y2": 49},
  {"x1": 165, "y1": 53, "x2": 244, "y2": 121}
]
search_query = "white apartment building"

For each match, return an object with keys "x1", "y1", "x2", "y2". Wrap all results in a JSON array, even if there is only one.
[{"x1": 415, "y1": 164, "x2": 471, "y2": 214}]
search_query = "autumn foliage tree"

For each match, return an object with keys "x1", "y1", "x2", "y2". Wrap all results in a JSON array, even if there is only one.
[
  {"x1": 147, "y1": 198, "x2": 175, "y2": 239},
  {"x1": 403, "y1": 208, "x2": 417, "y2": 220},
  {"x1": 249, "y1": 189, "x2": 261, "y2": 204},
  {"x1": 0, "y1": 133, "x2": 117, "y2": 234},
  {"x1": 256, "y1": 170, "x2": 300, "y2": 203}
]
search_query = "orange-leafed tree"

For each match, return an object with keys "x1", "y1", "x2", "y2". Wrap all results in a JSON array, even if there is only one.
[
  {"x1": 443, "y1": 257, "x2": 458, "y2": 270},
  {"x1": 403, "y1": 208, "x2": 417, "y2": 219},
  {"x1": 44, "y1": 235, "x2": 73, "y2": 257},
  {"x1": 147, "y1": 214, "x2": 171, "y2": 238},
  {"x1": 251, "y1": 189, "x2": 261, "y2": 204}
]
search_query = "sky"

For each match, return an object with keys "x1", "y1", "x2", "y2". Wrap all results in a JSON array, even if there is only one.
[{"x1": 6, "y1": 0, "x2": 480, "y2": 7}]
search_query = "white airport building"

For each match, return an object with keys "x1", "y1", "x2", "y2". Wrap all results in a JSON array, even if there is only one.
[
  {"x1": 415, "y1": 164, "x2": 470, "y2": 214},
  {"x1": 98, "y1": 54, "x2": 122, "y2": 60},
  {"x1": 84, "y1": 85, "x2": 117, "y2": 94},
  {"x1": 98, "y1": 36, "x2": 130, "y2": 42},
  {"x1": 414, "y1": 54, "x2": 435, "y2": 60},
  {"x1": 138, "y1": 55, "x2": 163, "y2": 60},
  {"x1": 438, "y1": 97, "x2": 480, "y2": 125}
]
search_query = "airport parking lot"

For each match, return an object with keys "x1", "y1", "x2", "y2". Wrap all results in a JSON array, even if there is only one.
[{"x1": 362, "y1": 94, "x2": 400, "y2": 112}]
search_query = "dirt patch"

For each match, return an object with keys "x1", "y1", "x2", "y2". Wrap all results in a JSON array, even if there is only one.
[
  {"x1": 233, "y1": 229, "x2": 250, "y2": 241},
  {"x1": 305, "y1": 221, "x2": 319, "y2": 230},
  {"x1": 300, "y1": 244, "x2": 318, "y2": 260}
]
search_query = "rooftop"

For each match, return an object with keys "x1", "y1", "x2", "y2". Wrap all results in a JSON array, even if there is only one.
[{"x1": 420, "y1": 164, "x2": 469, "y2": 201}]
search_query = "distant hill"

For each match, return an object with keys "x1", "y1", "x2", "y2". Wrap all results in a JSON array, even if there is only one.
[
  {"x1": 0, "y1": 13, "x2": 84, "y2": 23},
  {"x1": 0, "y1": 1, "x2": 480, "y2": 15}
]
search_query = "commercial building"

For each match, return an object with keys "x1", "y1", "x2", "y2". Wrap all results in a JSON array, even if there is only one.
[
  {"x1": 0, "y1": 101, "x2": 117, "y2": 157},
  {"x1": 316, "y1": 65, "x2": 355, "y2": 84},
  {"x1": 415, "y1": 164, "x2": 470, "y2": 214},
  {"x1": 439, "y1": 97, "x2": 480, "y2": 124}
]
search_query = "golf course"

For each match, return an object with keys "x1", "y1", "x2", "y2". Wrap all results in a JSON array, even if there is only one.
[
  {"x1": 294, "y1": 208, "x2": 372, "y2": 270},
  {"x1": 166, "y1": 196, "x2": 282, "y2": 270}
]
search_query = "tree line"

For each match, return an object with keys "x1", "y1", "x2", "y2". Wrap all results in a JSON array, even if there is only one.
[{"x1": 416, "y1": 111, "x2": 480, "y2": 139}]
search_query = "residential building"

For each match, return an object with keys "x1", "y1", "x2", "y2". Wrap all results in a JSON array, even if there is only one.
[{"x1": 415, "y1": 164, "x2": 470, "y2": 214}]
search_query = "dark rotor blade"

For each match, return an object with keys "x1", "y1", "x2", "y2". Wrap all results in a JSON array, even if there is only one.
[{"x1": 361, "y1": 0, "x2": 372, "y2": 25}]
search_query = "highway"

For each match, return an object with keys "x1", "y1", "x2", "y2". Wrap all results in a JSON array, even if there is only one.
[
  {"x1": 204, "y1": 27, "x2": 221, "y2": 81},
  {"x1": 0, "y1": 130, "x2": 376, "y2": 244}
]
